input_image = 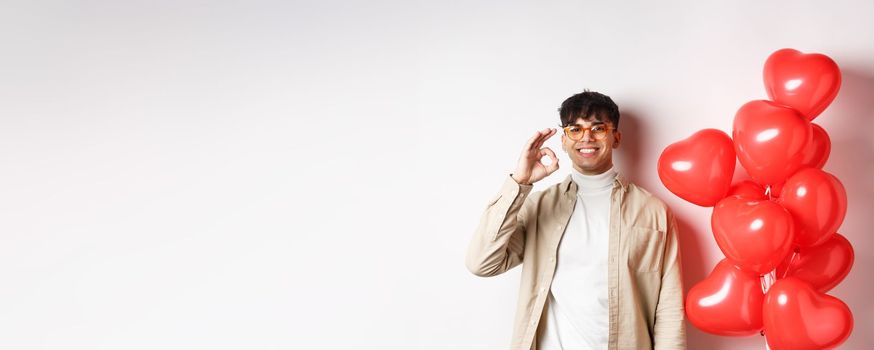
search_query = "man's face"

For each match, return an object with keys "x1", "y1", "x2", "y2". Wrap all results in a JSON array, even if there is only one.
[{"x1": 561, "y1": 116, "x2": 621, "y2": 175}]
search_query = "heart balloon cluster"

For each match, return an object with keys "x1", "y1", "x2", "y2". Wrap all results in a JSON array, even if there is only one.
[{"x1": 658, "y1": 48, "x2": 854, "y2": 350}]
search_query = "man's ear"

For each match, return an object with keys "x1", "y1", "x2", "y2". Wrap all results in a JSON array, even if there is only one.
[
  {"x1": 613, "y1": 131, "x2": 621, "y2": 148},
  {"x1": 560, "y1": 133, "x2": 568, "y2": 152}
]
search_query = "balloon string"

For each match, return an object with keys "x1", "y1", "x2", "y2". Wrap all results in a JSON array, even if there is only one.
[
  {"x1": 760, "y1": 269, "x2": 777, "y2": 294},
  {"x1": 762, "y1": 330, "x2": 768, "y2": 350},
  {"x1": 781, "y1": 249, "x2": 800, "y2": 279},
  {"x1": 759, "y1": 250, "x2": 799, "y2": 350},
  {"x1": 760, "y1": 272, "x2": 767, "y2": 294}
]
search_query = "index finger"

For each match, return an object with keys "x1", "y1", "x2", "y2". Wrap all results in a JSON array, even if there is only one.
[
  {"x1": 533, "y1": 128, "x2": 557, "y2": 150},
  {"x1": 524, "y1": 128, "x2": 550, "y2": 151}
]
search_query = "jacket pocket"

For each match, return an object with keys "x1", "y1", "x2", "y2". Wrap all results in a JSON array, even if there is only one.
[{"x1": 626, "y1": 226, "x2": 666, "y2": 272}]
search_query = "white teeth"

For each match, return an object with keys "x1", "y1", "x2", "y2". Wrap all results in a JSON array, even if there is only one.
[{"x1": 579, "y1": 149, "x2": 596, "y2": 154}]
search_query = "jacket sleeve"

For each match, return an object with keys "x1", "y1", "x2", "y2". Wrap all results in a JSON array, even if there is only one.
[
  {"x1": 654, "y1": 211, "x2": 687, "y2": 349},
  {"x1": 464, "y1": 175, "x2": 534, "y2": 277}
]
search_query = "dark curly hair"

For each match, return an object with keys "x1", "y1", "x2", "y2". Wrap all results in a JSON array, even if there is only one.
[{"x1": 558, "y1": 90, "x2": 620, "y2": 128}]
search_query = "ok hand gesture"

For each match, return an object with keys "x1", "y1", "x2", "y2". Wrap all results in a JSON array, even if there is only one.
[{"x1": 511, "y1": 128, "x2": 559, "y2": 185}]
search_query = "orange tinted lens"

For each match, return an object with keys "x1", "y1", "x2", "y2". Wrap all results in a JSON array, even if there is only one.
[
  {"x1": 565, "y1": 127, "x2": 583, "y2": 140},
  {"x1": 592, "y1": 127, "x2": 607, "y2": 139}
]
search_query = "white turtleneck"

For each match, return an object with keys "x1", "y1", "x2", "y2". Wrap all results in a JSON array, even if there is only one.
[{"x1": 538, "y1": 166, "x2": 617, "y2": 350}]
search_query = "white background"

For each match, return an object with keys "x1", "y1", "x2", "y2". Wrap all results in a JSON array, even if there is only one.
[{"x1": 1, "y1": 0, "x2": 873, "y2": 349}]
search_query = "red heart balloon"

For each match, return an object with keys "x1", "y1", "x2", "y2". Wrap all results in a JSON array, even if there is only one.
[
  {"x1": 658, "y1": 129, "x2": 736, "y2": 206},
  {"x1": 686, "y1": 259, "x2": 764, "y2": 336},
  {"x1": 712, "y1": 195, "x2": 795, "y2": 274},
  {"x1": 799, "y1": 123, "x2": 831, "y2": 169},
  {"x1": 777, "y1": 233, "x2": 854, "y2": 293},
  {"x1": 763, "y1": 48, "x2": 841, "y2": 120},
  {"x1": 763, "y1": 277, "x2": 853, "y2": 350},
  {"x1": 727, "y1": 180, "x2": 767, "y2": 200},
  {"x1": 733, "y1": 100, "x2": 811, "y2": 186},
  {"x1": 778, "y1": 168, "x2": 847, "y2": 247}
]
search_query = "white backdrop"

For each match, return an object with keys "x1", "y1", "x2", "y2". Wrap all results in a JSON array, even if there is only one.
[{"x1": 1, "y1": 0, "x2": 872, "y2": 349}]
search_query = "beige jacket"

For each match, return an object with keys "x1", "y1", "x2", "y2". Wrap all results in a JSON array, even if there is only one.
[{"x1": 465, "y1": 174, "x2": 686, "y2": 350}]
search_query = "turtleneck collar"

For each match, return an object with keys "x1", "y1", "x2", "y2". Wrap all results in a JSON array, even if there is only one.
[{"x1": 571, "y1": 166, "x2": 617, "y2": 191}]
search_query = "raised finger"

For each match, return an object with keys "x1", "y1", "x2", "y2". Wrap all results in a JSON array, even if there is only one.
[
  {"x1": 534, "y1": 128, "x2": 556, "y2": 150},
  {"x1": 523, "y1": 130, "x2": 544, "y2": 151},
  {"x1": 529, "y1": 129, "x2": 549, "y2": 151}
]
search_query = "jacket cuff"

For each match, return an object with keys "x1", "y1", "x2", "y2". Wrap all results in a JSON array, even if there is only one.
[{"x1": 503, "y1": 174, "x2": 534, "y2": 199}]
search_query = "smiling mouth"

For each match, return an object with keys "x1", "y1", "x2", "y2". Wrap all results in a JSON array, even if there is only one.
[{"x1": 577, "y1": 148, "x2": 599, "y2": 154}]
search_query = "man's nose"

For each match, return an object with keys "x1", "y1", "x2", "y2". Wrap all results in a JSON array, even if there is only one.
[{"x1": 580, "y1": 130, "x2": 594, "y2": 142}]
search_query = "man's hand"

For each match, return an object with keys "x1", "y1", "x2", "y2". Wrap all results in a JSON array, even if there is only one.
[{"x1": 511, "y1": 128, "x2": 559, "y2": 185}]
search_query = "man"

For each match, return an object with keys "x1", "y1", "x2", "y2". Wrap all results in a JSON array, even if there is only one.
[{"x1": 465, "y1": 91, "x2": 686, "y2": 350}]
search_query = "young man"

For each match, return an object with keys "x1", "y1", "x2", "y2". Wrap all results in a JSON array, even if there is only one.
[{"x1": 465, "y1": 91, "x2": 686, "y2": 350}]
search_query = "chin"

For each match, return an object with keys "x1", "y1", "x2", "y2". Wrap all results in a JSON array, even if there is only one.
[{"x1": 576, "y1": 161, "x2": 610, "y2": 173}]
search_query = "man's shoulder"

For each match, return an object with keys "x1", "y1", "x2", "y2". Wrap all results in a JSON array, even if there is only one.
[
  {"x1": 625, "y1": 181, "x2": 672, "y2": 215},
  {"x1": 521, "y1": 178, "x2": 570, "y2": 209},
  {"x1": 624, "y1": 181, "x2": 677, "y2": 232}
]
